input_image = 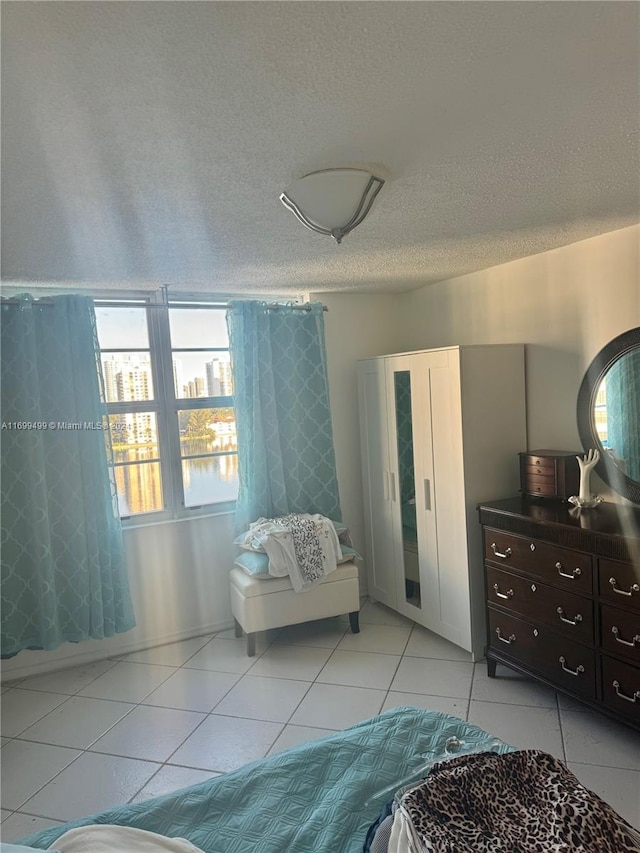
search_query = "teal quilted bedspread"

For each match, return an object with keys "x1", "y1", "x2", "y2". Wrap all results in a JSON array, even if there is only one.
[{"x1": 21, "y1": 707, "x2": 512, "y2": 852}]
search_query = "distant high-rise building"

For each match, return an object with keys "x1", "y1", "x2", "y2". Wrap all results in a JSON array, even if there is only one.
[
  {"x1": 206, "y1": 358, "x2": 233, "y2": 396},
  {"x1": 173, "y1": 358, "x2": 183, "y2": 399},
  {"x1": 101, "y1": 356, "x2": 156, "y2": 446},
  {"x1": 184, "y1": 377, "x2": 206, "y2": 398},
  {"x1": 102, "y1": 357, "x2": 118, "y2": 403},
  {"x1": 116, "y1": 361, "x2": 152, "y2": 403},
  {"x1": 218, "y1": 359, "x2": 233, "y2": 396},
  {"x1": 206, "y1": 361, "x2": 221, "y2": 396}
]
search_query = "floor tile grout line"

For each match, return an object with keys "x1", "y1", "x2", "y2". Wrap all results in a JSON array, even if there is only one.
[
  {"x1": 556, "y1": 691, "x2": 569, "y2": 765},
  {"x1": 146, "y1": 632, "x2": 314, "y2": 779},
  {"x1": 3, "y1": 807, "x2": 67, "y2": 826},
  {"x1": 4, "y1": 614, "x2": 640, "y2": 834},
  {"x1": 466, "y1": 658, "x2": 477, "y2": 722},
  {"x1": 5, "y1": 692, "x2": 75, "y2": 740},
  {"x1": 12, "y1": 657, "x2": 121, "y2": 696},
  {"x1": 377, "y1": 622, "x2": 417, "y2": 716},
  {"x1": 3, "y1": 639, "x2": 228, "y2": 819},
  {"x1": 124, "y1": 640, "x2": 251, "y2": 798},
  {"x1": 3, "y1": 744, "x2": 84, "y2": 815}
]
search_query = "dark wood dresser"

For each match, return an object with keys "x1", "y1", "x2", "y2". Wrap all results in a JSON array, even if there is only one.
[{"x1": 478, "y1": 497, "x2": 640, "y2": 730}]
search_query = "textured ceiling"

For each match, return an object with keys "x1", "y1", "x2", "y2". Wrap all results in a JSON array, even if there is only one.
[{"x1": 2, "y1": 1, "x2": 639, "y2": 294}]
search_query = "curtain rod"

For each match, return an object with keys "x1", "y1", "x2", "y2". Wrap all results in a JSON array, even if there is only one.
[
  {"x1": 1, "y1": 297, "x2": 328, "y2": 312},
  {"x1": 264, "y1": 302, "x2": 328, "y2": 312}
]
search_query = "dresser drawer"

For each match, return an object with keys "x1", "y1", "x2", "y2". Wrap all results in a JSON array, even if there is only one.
[
  {"x1": 599, "y1": 558, "x2": 640, "y2": 613},
  {"x1": 526, "y1": 480, "x2": 558, "y2": 497},
  {"x1": 601, "y1": 655, "x2": 640, "y2": 722},
  {"x1": 522, "y1": 454, "x2": 556, "y2": 471},
  {"x1": 525, "y1": 469, "x2": 556, "y2": 485},
  {"x1": 488, "y1": 609, "x2": 596, "y2": 699},
  {"x1": 600, "y1": 605, "x2": 640, "y2": 664},
  {"x1": 486, "y1": 566, "x2": 594, "y2": 643},
  {"x1": 484, "y1": 529, "x2": 593, "y2": 592}
]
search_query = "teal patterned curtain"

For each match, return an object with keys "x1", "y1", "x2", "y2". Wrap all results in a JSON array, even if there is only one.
[
  {"x1": 226, "y1": 301, "x2": 341, "y2": 532},
  {"x1": 606, "y1": 349, "x2": 640, "y2": 482},
  {"x1": 1, "y1": 295, "x2": 135, "y2": 658}
]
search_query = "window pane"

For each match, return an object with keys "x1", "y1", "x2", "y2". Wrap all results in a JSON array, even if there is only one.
[
  {"x1": 169, "y1": 308, "x2": 229, "y2": 349},
  {"x1": 95, "y1": 305, "x2": 149, "y2": 349},
  {"x1": 173, "y1": 354, "x2": 233, "y2": 398},
  {"x1": 113, "y1": 462, "x2": 163, "y2": 516},
  {"x1": 182, "y1": 455, "x2": 238, "y2": 506},
  {"x1": 110, "y1": 413, "x2": 159, "y2": 458},
  {"x1": 178, "y1": 408, "x2": 237, "y2": 455},
  {"x1": 101, "y1": 353, "x2": 154, "y2": 402}
]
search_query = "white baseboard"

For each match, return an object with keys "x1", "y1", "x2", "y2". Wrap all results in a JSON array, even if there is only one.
[{"x1": 1, "y1": 620, "x2": 235, "y2": 683}]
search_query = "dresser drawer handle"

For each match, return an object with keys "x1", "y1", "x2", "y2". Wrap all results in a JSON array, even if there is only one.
[
  {"x1": 491, "y1": 543, "x2": 512, "y2": 560},
  {"x1": 556, "y1": 607, "x2": 582, "y2": 626},
  {"x1": 556, "y1": 563, "x2": 581, "y2": 580},
  {"x1": 612, "y1": 680, "x2": 640, "y2": 703},
  {"x1": 611, "y1": 627, "x2": 640, "y2": 648},
  {"x1": 496, "y1": 628, "x2": 516, "y2": 645},
  {"x1": 493, "y1": 584, "x2": 514, "y2": 600},
  {"x1": 609, "y1": 577, "x2": 640, "y2": 597},
  {"x1": 559, "y1": 656, "x2": 584, "y2": 676}
]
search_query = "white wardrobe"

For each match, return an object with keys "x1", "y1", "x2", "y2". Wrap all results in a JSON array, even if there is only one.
[{"x1": 357, "y1": 345, "x2": 526, "y2": 660}]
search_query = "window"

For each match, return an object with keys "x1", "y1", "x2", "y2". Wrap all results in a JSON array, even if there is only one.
[{"x1": 94, "y1": 296, "x2": 238, "y2": 520}]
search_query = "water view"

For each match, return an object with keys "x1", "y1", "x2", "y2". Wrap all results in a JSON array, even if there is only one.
[{"x1": 113, "y1": 434, "x2": 238, "y2": 516}]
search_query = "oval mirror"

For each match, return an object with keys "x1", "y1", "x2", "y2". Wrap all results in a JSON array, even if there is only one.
[{"x1": 577, "y1": 326, "x2": 640, "y2": 504}]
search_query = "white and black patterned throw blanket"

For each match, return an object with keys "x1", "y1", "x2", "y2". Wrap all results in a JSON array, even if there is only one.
[
  {"x1": 279, "y1": 513, "x2": 324, "y2": 584},
  {"x1": 245, "y1": 513, "x2": 341, "y2": 592}
]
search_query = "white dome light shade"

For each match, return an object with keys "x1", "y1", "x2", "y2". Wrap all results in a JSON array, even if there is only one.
[{"x1": 279, "y1": 168, "x2": 385, "y2": 244}]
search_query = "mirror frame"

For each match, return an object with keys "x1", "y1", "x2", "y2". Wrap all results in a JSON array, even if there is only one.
[{"x1": 576, "y1": 326, "x2": 640, "y2": 504}]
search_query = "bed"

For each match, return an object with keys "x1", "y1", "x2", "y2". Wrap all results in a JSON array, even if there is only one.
[{"x1": 19, "y1": 707, "x2": 513, "y2": 852}]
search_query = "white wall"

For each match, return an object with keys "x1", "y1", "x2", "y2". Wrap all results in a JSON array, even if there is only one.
[
  {"x1": 306, "y1": 292, "x2": 403, "y2": 569},
  {"x1": 397, "y1": 224, "x2": 640, "y2": 458},
  {"x1": 2, "y1": 512, "x2": 237, "y2": 679}
]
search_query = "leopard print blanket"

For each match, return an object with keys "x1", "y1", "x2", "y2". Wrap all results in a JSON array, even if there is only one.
[{"x1": 398, "y1": 749, "x2": 640, "y2": 852}]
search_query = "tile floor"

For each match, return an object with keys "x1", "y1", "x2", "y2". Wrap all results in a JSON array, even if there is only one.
[{"x1": 2, "y1": 601, "x2": 639, "y2": 843}]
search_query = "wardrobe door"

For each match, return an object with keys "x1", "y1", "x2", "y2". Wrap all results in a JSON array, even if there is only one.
[
  {"x1": 358, "y1": 358, "x2": 397, "y2": 608},
  {"x1": 386, "y1": 354, "x2": 437, "y2": 626},
  {"x1": 422, "y1": 350, "x2": 471, "y2": 650}
]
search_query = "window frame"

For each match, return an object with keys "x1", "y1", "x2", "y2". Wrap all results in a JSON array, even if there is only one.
[{"x1": 95, "y1": 291, "x2": 239, "y2": 524}]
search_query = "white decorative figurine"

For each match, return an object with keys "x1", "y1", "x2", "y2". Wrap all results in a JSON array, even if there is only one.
[{"x1": 569, "y1": 448, "x2": 603, "y2": 508}]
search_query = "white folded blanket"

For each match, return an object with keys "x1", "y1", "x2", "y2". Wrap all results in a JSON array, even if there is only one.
[{"x1": 47, "y1": 825, "x2": 204, "y2": 852}]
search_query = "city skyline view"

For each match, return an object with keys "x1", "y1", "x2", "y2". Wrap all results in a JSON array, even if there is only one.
[{"x1": 95, "y1": 304, "x2": 238, "y2": 516}]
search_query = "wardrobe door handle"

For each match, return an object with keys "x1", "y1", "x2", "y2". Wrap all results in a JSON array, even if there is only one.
[
  {"x1": 383, "y1": 471, "x2": 389, "y2": 502},
  {"x1": 611, "y1": 627, "x2": 640, "y2": 648},
  {"x1": 424, "y1": 479, "x2": 431, "y2": 511},
  {"x1": 609, "y1": 577, "x2": 640, "y2": 597},
  {"x1": 491, "y1": 543, "x2": 512, "y2": 560},
  {"x1": 559, "y1": 656, "x2": 584, "y2": 676},
  {"x1": 389, "y1": 472, "x2": 397, "y2": 502},
  {"x1": 556, "y1": 607, "x2": 583, "y2": 626}
]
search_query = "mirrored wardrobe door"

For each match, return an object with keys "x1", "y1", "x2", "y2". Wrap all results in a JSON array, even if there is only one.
[
  {"x1": 393, "y1": 367, "x2": 422, "y2": 609},
  {"x1": 385, "y1": 356, "x2": 424, "y2": 615}
]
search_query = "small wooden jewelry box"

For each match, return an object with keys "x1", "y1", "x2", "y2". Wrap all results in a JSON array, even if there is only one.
[{"x1": 519, "y1": 449, "x2": 582, "y2": 500}]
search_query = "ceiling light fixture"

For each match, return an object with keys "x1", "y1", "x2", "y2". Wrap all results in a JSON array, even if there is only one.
[{"x1": 279, "y1": 167, "x2": 385, "y2": 245}]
